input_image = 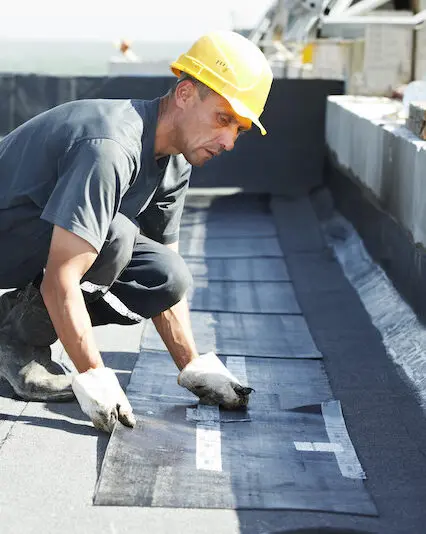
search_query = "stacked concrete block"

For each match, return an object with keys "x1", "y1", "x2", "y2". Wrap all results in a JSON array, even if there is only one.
[
  {"x1": 326, "y1": 95, "x2": 426, "y2": 249},
  {"x1": 415, "y1": 26, "x2": 426, "y2": 81},
  {"x1": 406, "y1": 101, "x2": 426, "y2": 140},
  {"x1": 415, "y1": 0, "x2": 426, "y2": 80},
  {"x1": 305, "y1": 20, "x2": 412, "y2": 95},
  {"x1": 357, "y1": 23, "x2": 413, "y2": 96},
  {"x1": 326, "y1": 96, "x2": 403, "y2": 197},
  {"x1": 310, "y1": 40, "x2": 353, "y2": 81}
]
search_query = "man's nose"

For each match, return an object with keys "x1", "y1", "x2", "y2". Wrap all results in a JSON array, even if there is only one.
[{"x1": 220, "y1": 129, "x2": 237, "y2": 152}]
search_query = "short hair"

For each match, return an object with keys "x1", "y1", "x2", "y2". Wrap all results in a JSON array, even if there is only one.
[{"x1": 171, "y1": 72, "x2": 213, "y2": 100}]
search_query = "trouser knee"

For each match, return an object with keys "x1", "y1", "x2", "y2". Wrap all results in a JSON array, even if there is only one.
[
  {"x1": 84, "y1": 237, "x2": 193, "y2": 325},
  {"x1": 83, "y1": 213, "x2": 139, "y2": 289},
  {"x1": 157, "y1": 249, "x2": 193, "y2": 313}
]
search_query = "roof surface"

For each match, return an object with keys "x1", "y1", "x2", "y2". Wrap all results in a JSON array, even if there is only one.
[{"x1": 1, "y1": 190, "x2": 426, "y2": 533}]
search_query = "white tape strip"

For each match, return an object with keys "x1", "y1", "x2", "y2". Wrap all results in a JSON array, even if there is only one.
[
  {"x1": 294, "y1": 441, "x2": 344, "y2": 453},
  {"x1": 195, "y1": 406, "x2": 222, "y2": 472},
  {"x1": 191, "y1": 358, "x2": 248, "y2": 472},
  {"x1": 322, "y1": 400, "x2": 366, "y2": 479}
]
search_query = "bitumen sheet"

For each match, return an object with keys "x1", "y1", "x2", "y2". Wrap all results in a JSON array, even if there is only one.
[
  {"x1": 94, "y1": 351, "x2": 375, "y2": 515},
  {"x1": 114, "y1": 350, "x2": 332, "y2": 411},
  {"x1": 185, "y1": 257, "x2": 291, "y2": 282},
  {"x1": 95, "y1": 193, "x2": 376, "y2": 516},
  {"x1": 179, "y1": 236, "x2": 283, "y2": 258},
  {"x1": 187, "y1": 280, "x2": 301, "y2": 314},
  {"x1": 142, "y1": 311, "x2": 321, "y2": 358}
]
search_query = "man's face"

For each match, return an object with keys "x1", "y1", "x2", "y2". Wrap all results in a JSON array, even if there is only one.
[{"x1": 175, "y1": 81, "x2": 252, "y2": 167}]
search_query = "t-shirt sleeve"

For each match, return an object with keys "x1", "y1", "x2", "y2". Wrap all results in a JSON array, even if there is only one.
[
  {"x1": 138, "y1": 154, "x2": 192, "y2": 245},
  {"x1": 41, "y1": 138, "x2": 135, "y2": 252}
]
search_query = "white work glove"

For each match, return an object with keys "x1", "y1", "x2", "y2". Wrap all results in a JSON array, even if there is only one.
[
  {"x1": 178, "y1": 352, "x2": 254, "y2": 409},
  {"x1": 72, "y1": 367, "x2": 136, "y2": 433}
]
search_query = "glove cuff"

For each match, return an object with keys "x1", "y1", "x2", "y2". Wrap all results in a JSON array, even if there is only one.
[{"x1": 72, "y1": 367, "x2": 119, "y2": 397}]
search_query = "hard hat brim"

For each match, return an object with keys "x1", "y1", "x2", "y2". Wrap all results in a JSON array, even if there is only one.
[{"x1": 225, "y1": 96, "x2": 267, "y2": 136}]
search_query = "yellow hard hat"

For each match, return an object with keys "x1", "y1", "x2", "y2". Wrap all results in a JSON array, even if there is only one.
[{"x1": 171, "y1": 31, "x2": 273, "y2": 135}]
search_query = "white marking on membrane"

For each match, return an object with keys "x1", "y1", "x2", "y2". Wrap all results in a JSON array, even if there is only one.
[
  {"x1": 191, "y1": 357, "x2": 248, "y2": 472},
  {"x1": 294, "y1": 441, "x2": 344, "y2": 453},
  {"x1": 195, "y1": 406, "x2": 222, "y2": 472},
  {"x1": 322, "y1": 401, "x2": 366, "y2": 479}
]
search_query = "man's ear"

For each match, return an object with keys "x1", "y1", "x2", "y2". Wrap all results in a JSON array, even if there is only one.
[{"x1": 174, "y1": 80, "x2": 197, "y2": 110}]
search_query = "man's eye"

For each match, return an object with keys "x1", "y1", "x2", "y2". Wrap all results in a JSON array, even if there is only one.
[{"x1": 218, "y1": 114, "x2": 230, "y2": 126}]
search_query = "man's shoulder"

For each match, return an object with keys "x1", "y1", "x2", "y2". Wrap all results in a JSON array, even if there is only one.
[{"x1": 60, "y1": 99, "x2": 147, "y2": 156}]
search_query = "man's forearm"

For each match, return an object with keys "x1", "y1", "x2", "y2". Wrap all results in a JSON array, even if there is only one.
[
  {"x1": 41, "y1": 280, "x2": 104, "y2": 373},
  {"x1": 152, "y1": 295, "x2": 198, "y2": 370}
]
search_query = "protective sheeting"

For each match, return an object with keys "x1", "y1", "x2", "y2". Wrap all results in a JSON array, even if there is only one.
[
  {"x1": 326, "y1": 152, "x2": 426, "y2": 334},
  {"x1": 94, "y1": 351, "x2": 375, "y2": 515},
  {"x1": 187, "y1": 280, "x2": 301, "y2": 314},
  {"x1": 185, "y1": 257, "x2": 291, "y2": 282},
  {"x1": 109, "y1": 350, "x2": 333, "y2": 412},
  {"x1": 322, "y1": 210, "x2": 426, "y2": 413},
  {"x1": 179, "y1": 218, "x2": 277, "y2": 239},
  {"x1": 179, "y1": 192, "x2": 284, "y2": 258},
  {"x1": 0, "y1": 75, "x2": 175, "y2": 135},
  {"x1": 142, "y1": 311, "x2": 322, "y2": 358},
  {"x1": 179, "y1": 236, "x2": 284, "y2": 258},
  {"x1": 94, "y1": 192, "x2": 376, "y2": 516}
]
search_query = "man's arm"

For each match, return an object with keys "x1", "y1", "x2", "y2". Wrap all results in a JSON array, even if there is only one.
[
  {"x1": 151, "y1": 241, "x2": 199, "y2": 370},
  {"x1": 41, "y1": 225, "x2": 135, "y2": 432},
  {"x1": 41, "y1": 225, "x2": 102, "y2": 372},
  {"x1": 152, "y1": 242, "x2": 253, "y2": 409}
]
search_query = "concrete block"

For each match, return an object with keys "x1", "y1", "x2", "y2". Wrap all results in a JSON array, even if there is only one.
[
  {"x1": 326, "y1": 95, "x2": 426, "y2": 250},
  {"x1": 326, "y1": 96, "x2": 403, "y2": 198},
  {"x1": 381, "y1": 125, "x2": 419, "y2": 238},
  {"x1": 406, "y1": 101, "x2": 426, "y2": 139},
  {"x1": 310, "y1": 39, "x2": 353, "y2": 81},
  {"x1": 415, "y1": 25, "x2": 426, "y2": 81}
]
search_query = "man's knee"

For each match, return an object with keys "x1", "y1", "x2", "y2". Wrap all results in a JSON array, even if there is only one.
[
  {"x1": 84, "y1": 214, "x2": 138, "y2": 287},
  {"x1": 158, "y1": 248, "x2": 193, "y2": 310},
  {"x1": 91, "y1": 239, "x2": 194, "y2": 323}
]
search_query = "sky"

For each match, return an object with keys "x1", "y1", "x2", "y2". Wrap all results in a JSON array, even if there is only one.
[{"x1": 0, "y1": 0, "x2": 275, "y2": 41}]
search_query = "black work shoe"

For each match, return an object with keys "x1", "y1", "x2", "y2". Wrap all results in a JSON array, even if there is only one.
[
  {"x1": 0, "y1": 285, "x2": 74, "y2": 401},
  {"x1": 2, "y1": 284, "x2": 58, "y2": 346},
  {"x1": 0, "y1": 290, "x2": 20, "y2": 326},
  {"x1": 0, "y1": 336, "x2": 74, "y2": 401}
]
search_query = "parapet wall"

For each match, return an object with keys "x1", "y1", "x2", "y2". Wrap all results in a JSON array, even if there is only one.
[
  {"x1": 325, "y1": 95, "x2": 426, "y2": 322},
  {"x1": 0, "y1": 74, "x2": 343, "y2": 195},
  {"x1": 326, "y1": 96, "x2": 426, "y2": 248}
]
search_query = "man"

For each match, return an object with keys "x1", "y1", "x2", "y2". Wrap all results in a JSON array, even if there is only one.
[{"x1": 0, "y1": 31, "x2": 273, "y2": 433}]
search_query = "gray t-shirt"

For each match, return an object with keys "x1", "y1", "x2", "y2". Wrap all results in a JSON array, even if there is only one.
[{"x1": 0, "y1": 97, "x2": 191, "y2": 256}]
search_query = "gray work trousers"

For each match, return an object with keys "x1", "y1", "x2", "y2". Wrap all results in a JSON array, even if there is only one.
[{"x1": 0, "y1": 213, "x2": 192, "y2": 325}]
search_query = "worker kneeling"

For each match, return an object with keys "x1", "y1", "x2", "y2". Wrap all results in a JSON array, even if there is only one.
[{"x1": 0, "y1": 31, "x2": 272, "y2": 433}]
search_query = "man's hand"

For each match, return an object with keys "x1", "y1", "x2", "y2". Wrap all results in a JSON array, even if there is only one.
[
  {"x1": 72, "y1": 368, "x2": 136, "y2": 433},
  {"x1": 178, "y1": 352, "x2": 254, "y2": 409}
]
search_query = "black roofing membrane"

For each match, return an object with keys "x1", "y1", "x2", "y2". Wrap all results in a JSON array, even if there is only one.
[
  {"x1": 142, "y1": 311, "x2": 322, "y2": 359},
  {"x1": 95, "y1": 352, "x2": 376, "y2": 515},
  {"x1": 186, "y1": 257, "x2": 290, "y2": 282},
  {"x1": 95, "y1": 194, "x2": 376, "y2": 516},
  {"x1": 188, "y1": 280, "x2": 301, "y2": 314}
]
